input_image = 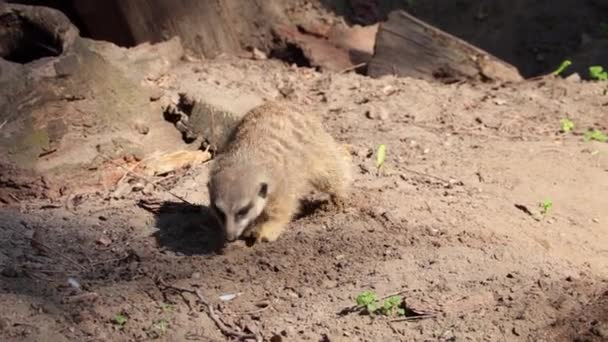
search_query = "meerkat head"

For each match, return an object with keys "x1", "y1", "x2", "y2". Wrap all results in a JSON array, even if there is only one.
[{"x1": 208, "y1": 166, "x2": 270, "y2": 242}]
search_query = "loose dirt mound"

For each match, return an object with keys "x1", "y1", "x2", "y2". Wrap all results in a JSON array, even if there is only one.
[{"x1": 1, "y1": 54, "x2": 607, "y2": 341}]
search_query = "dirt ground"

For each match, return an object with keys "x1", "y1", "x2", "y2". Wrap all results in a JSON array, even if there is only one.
[{"x1": 1, "y1": 50, "x2": 607, "y2": 342}]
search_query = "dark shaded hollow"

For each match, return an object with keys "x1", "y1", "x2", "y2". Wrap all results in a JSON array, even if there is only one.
[
  {"x1": 0, "y1": 12, "x2": 63, "y2": 63},
  {"x1": 269, "y1": 42, "x2": 313, "y2": 68}
]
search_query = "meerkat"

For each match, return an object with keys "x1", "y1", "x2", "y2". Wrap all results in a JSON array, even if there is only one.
[{"x1": 207, "y1": 100, "x2": 352, "y2": 243}]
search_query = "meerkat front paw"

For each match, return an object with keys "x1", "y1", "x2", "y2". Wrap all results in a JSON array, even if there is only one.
[{"x1": 253, "y1": 221, "x2": 285, "y2": 242}]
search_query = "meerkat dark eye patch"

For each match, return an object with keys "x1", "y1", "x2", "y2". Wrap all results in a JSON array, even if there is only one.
[
  {"x1": 259, "y1": 182, "x2": 268, "y2": 198},
  {"x1": 236, "y1": 203, "x2": 253, "y2": 218}
]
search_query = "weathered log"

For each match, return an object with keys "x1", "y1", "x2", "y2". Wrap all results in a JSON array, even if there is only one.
[
  {"x1": 368, "y1": 10, "x2": 523, "y2": 83},
  {"x1": 0, "y1": 3, "x2": 190, "y2": 202},
  {"x1": 72, "y1": 0, "x2": 285, "y2": 58}
]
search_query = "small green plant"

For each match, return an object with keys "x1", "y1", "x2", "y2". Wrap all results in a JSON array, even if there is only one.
[
  {"x1": 149, "y1": 319, "x2": 169, "y2": 337},
  {"x1": 380, "y1": 295, "x2": 406, "y2": 316},
  {"x1": 356, "y1": 291, "x2": 379, "y2": 313},
  {"x1": 584, "y1": 129, "x2": 608, "y2": 142},
  {"x1": 589, "y1": 66, "x2": 608, "y2": 81},
  {"x1": 559, "y1": 118, "x2": 575, "y2": 133},
  {"x1": 113, "y1": 313, "x2": 128, "y2": 327},
  {"x1": 159, "y1": 303, "x2": 174, "y2": 313},
  {"x1": 539, "y1": 199, "x2": 553, "y2": 215},
  {"x1": 553, "y1": 60, "x2": 572, "y2": 76},
  {"x1": 356, "y1": 291, "x2": 406, "y2": 316},
  {"x1": 376, "y1": 144, "x2": 387, "y2": 174}
]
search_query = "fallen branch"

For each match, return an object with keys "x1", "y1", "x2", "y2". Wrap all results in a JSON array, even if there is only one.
[
  {"x1": 99, "y1": 154, "x2": 195, "y2": 206},
  {"x1": 390, "y1": 313, "x2": 438, "y2": 322},
  {"x1": 339, "y1": 62, "x2": 367, "y2": 74},
  {"x1": 402, "y1": 167, "x2": 450, "y2": 185},
  {"x1": 157, "y1": 278, "x2": 257, "y2": 341}
]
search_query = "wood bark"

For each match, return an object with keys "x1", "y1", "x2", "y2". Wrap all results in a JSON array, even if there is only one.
[
  {"x1": 368, "y1": 10, "x2": 523, "y2": 83},
  {"x1": 72, "y1": 0, "x2": 285, "y2": 58}
]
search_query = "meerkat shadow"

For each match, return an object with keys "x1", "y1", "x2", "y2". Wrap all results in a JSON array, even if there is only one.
[{"x1": 151, "y1": 201, "x2": 225, "y2": 255}]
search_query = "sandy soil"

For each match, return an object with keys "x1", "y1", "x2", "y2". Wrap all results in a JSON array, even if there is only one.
[{"x1": 0, "y1": 52, "x2": 607, "y2": 342}]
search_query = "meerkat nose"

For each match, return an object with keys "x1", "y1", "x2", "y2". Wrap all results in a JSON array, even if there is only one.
[{"x1": 225, "y1": 232, "x2": 238, "y2": 242}]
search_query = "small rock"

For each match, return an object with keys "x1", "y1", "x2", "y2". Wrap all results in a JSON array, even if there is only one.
[
  {"x1": 493, "y1": 98, "x2": 507, "y2": 105},
  {"x1": 440, "y1": 330, "x2": 456, "y2": 341},
  {"x1": 191, "y1": 272, "x2": 201, "y2": 280},
  {"x1": 322, "y1": 280, "x2": 338, "y2": 289},
  {"x1": 96, "y1": 236, "x2": 112, "y2": 247},
  {"x1": 134, "y1": 122, "x2": 150, "y2": 135},
  {"x1": 298, "y1": 287, "x2": 314, "y2": 298},
  {"x1": 365, "y1": 106, "x2": 389, "y2": 120},
  {"x1": 252, "y1": 48, "x2": 267, "y2": 60},
  {"x1": 592, "y1": 218, "x2": 600, "y2": 223},
  {"x1": 565, "y1": 73, "x2": 581, "y2": 82}
]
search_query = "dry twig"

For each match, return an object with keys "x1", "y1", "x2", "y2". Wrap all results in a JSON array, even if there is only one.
[
  {"x1": 402, "y1": 167, "x2": 450, "y2": 184},
  {"x1": 157, "y1": 278, "x2": 257, "y2": 341},
  {"x1": 339, "y1": 62, "x2": 367, "y2": 74},
  {"x1": 99, "y1": 154, "x2": 195, "y2": 206}
]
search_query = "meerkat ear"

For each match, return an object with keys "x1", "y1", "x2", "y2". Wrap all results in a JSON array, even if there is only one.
[{"x1": 259, "y1": 183, "x2": 268, "y2": 198}]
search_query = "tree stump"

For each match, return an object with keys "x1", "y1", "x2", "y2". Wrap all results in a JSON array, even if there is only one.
[{"x1": 368, "y1": 10, "x2": 523, "y2": 83}]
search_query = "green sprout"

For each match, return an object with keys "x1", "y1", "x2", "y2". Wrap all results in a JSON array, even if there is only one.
[
  {"x1": 553, "y1": 60, "x2": 572, "y2": 76},
  {"x1": 159, "y1": 303, "x2": 174, "y2": 313},
  {"x1": 380, "y1": 295, "x2": 406, "y2": 316},
  {"x1": 356, "y1": 291, "x2": 379, "y2": 313},
  {"x1": 539, "y1": 199, "x2": 553, "y2": 215},
  {"x1": 376, "y1": 144, "x2": 387, "y2": 174},
  {"x1": 149, "y1": 319, "x2": 169, "y2": 337},
  {"x1": 355, "y1": 291, "x2": 406, "y2": 316},
  {"x1": 589, "y1": 66, "x2": 608, "y2": 81},
  {"x1": 113, "y1": 313, "x2": 128, "y2": 327},
  {"x1": 559, "y1": 118, "x2": 575, "y2": 133},
  {"x1": 584, "y1": 129, "x2": 608, "y2": 143}
]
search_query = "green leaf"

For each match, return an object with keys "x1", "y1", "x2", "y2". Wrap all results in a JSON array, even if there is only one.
[
  {"x1": 559, "y1": 118, "x2": 574, "y2": 133},
  {"x1": 384, "y1": 295, "x2": 402, "y2": 308},
  {"x1": 356, "y1": 291, "x2": 378, "y2": 306},
  {"x1": 553, "y1": 60, "x2": 572, "y2": 76},
  {"x1": 589, "y1": 66, "x2": 608, "y2": 81},
  {"x1": 376, "y1": 144, "x2": 387, "y2": 169},
  {"x1": 366, "y1": 303, "x2": 378, "y2": 313},
  {"x1": 160, "y1": 303, "x2": 174, "y2": 313},
  {"x1": 584, "y1": 129, "x2": 608, "y2": 142},
  {"x1": 152, "y1": 319, "x2": 169, "y2": 333},
  {"x1": 114, "y1": 314, "x2": 128, "y2": 326},
  {"x1": 540, "y1": 199, "x2": 553, "y2": 215},
  {"x1": 396, "y1": 308, "x2": 406, "y2": 316}
]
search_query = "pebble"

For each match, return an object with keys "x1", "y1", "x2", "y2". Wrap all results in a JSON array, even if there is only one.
[
  {"x1": 134, "y1": 122, "x2": 150, "y2": 135},
  {"x1": 365, "y1": 106, "x2": 389, "y2": 120}
]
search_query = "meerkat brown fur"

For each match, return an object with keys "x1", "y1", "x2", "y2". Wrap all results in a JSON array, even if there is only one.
[{"x1": 208, "y1": 100, "x2": 352, "y2": 243}]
